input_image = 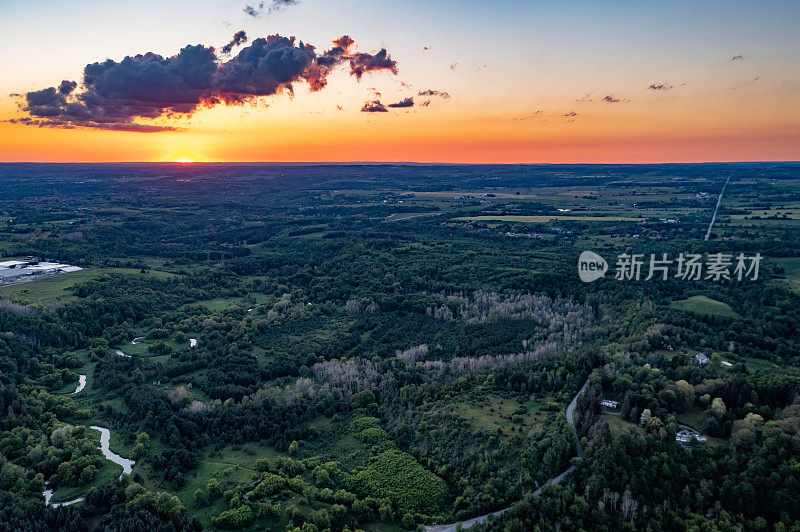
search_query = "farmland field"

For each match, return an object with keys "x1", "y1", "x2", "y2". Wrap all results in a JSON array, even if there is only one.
[{"x1": 669, "y1": 295, "x2": 740, "y2": 318}]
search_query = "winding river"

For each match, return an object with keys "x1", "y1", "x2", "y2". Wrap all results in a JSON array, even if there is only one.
[
  {"x1": 424, "y1": 378, "x2": 590, "y2": 532},
  {"x1": 72, "y1": 375, "x2": 87, "y2": 395},
  {"x1": 43, "y1": 485, "x2": 84, "y2": 508},
  {"x1": 90, "y1": 426, "x2": 135, "y2": 476},
  {"x1": 42, "y1": 425, "x2": 135, "y2": 507}
]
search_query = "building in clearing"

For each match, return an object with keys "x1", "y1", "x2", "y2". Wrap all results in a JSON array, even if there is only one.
[
  {"x1": 695, "y1": 353, "x2": 709, "y2": 365},
  {"x1": 676, "y1": 429, "x2": 707, "y2": 443},
  {"x1": 600, "y1": 399, "x2": 619, "y2": 409},
  {"x1": 0, "y1": 258, "x2": 82, "y2": 284}
]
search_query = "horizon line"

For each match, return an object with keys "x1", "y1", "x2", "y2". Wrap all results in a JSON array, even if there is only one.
[{"x1": 1, "y1": 160, "x2": 799, "y2": 166}]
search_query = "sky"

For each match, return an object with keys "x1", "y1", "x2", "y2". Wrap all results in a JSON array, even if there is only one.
[{"x1": 0, "y1": 0, "x2": 798, "y2": 163}]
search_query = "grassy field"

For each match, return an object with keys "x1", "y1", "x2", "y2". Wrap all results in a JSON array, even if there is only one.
[
  {"x1": 603, "y1": 414, "x2": 645, "y2": 436},
  {"x1": 774, "y1": 257, "x2": 800, "y2": 294},
  {"x1": 50, "y1": 460, "x2": 123, "y2": 503},
  {"x1": 457, "y1": 394, "x2": 548, "y2": 437},
  {"x1": 670, "y1": 296, "x2": 740, "y2": 318},
  {"x1": 163, "y1": 442, "x2": 279, "y2": 529},
  {"x1": 191, "y1": 292, "x2": 272, "y2": 311},
  {"x1": 386, "y1": 212, "x2": 442, "y2": 222},
  {"x1": 0, "y1": 267, "x2": 176, "y2": 307},
  {"x1": 123, "y1": 337, "x2": 193, "y2": 357}
]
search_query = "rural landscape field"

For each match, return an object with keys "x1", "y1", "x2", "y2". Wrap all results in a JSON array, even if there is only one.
[{"x1": 1, "y1": 162, "x2": 799, "y2": 530}]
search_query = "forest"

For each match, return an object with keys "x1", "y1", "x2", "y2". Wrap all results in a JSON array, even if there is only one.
[{"x1": 0, "y1": 162, "x2": 799, "y2": 531}]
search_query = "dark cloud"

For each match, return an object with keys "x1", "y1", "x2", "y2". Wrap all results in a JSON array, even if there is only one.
[
  {"x1": 243, "y1": 4, "x2": 261, "y2": 17},
  {"x1": 731, "y1": 55, "x2": 743, "y2": 61},
  {"x1": 562, "y1": 111, "x2": 578, "y2": 117},
  {"x1": 648, "y1": 83, "x2": 673, "y2": 91},
  {"x1": 222, "y1": 30, "x2": 248, "y2": 54},
  {"x1": 361, "y1": 100, "x2": 388, "y2": 112},
  {"x1": 449, "y1": 62, "x2": 457, "y2": 71},
  {"x1": 212, "y1": 35, "x2": 320, "y2": 101},
  {"x1": 388, "y1": 97, "x2": 413, "y2": 108},
  {"x1": 332, "y1": 35, "x2": 355, "y2": 53},
  {"x1": 11, "y1": 33, "x2": 398, "y2": 132},
  {"x1": 349, "y1": 49, "x2": 398, "y2": 80},
  {"x1": 601, "y1": 95, "x2": 620, "y2": 103},
  {"x1": 244, "y1": 1, "x2": 298, "y2": 18},
  {"x1": 417, "y1": 89, "x2": 450, "y2": 99},
  {"x1": 58, "y1": 80, "x2": 78, "y2": 95},
  {"x1": 270, "y1": 0, "x2": 297, "y2": 11},
  {"x1": 7, "y1": 116, "x2": 176, "y2": 132}
]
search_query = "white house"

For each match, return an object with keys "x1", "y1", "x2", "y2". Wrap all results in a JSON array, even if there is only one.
[
  {"x1": 600, "y1": 399, "x2": 619, "y2": 409},
  {"x1": 676, "y1": 429, "x2": 707, "y2": 443},
  {"x1": 695, "y1": 353, "x2": 709, "y2": 365}
]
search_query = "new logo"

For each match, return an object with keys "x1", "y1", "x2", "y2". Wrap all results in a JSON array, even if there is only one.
[{"x1": 578, "y1": 251, "x2": 608, "y2": 282}]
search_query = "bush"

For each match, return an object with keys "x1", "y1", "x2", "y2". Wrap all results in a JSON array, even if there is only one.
[
  {"x1": 351, "y1": 450, "x2": 447, "y2": 514},
  {"x1": 212, "y1": 505, "x2": 254, "y2": 529}
]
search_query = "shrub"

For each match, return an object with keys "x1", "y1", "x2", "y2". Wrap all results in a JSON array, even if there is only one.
[{"x1": 351, "y1": 450, "x2": 447, "y2": 514}]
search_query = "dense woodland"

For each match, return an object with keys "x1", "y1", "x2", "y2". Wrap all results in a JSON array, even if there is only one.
[{"x1": 1, "y1": 163, "x2": 799, "y2": 531}]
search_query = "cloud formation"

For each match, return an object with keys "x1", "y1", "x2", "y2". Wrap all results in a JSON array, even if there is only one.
[
  {"x1": 349, "y1": 49, "x2": 398, "y2": 80},
  {"x1": 243, "y1": 0, "x2": 297, "y2": 17},
  {"x1": 388, "y1": 97, "x2": 414, "y2": 108},
  {"x1": 730, "y1": 55, "x2": 743, "y2": 61},
  {"x1": 417, "y1": 89, "x2": 450, "y2": 99},
  {"x1": 58, "y1": 80, "x2": 78, "y2": 95},
  {"x1": 332, "y1": 35, "x2": 355, "y2": 53},
  {"x1": 361, "y1": 100, "x2": 388, "y2": 112},
  {"x1": 601, "y1": 95, "x2": 621, "y2": 103},
  {"x1": 648, "y1": 83, "x2": 673, "y2": 91},
  {"x1": 10, "y1": 33, "x2": 399, "y2": 132},
  {"x1": 221, "y1": 30, "x2": 248, "y2": 54}
]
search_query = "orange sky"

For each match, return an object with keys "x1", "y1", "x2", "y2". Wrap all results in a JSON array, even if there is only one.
[{"x1": 1, "y1": 0, "x2": 798, "y2": 163}]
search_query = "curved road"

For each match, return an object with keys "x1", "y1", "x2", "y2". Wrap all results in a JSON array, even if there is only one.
[{"x1": 424, "y1": 378, "x2": 590, "y2": 532}]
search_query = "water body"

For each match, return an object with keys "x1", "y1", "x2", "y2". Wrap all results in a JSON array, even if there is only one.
[
  {"x1": 114, "y1": 348, "x2": 131, "y2": 358},
  {"x1": 131, "y1": 336, "x2": 144, "y2": 345},
  {"x1": 43, "y1": 484, "x2": 85, "y2": 508},
  {"x1": 90, "y1": 426, "x2": 135, "y2": 475},
  {"x1": 42, "y1": 426, "x2": 134, "y2": 507},
  {"x1": 72, "y1": 374, "x2": 86, "y2": 395}
]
